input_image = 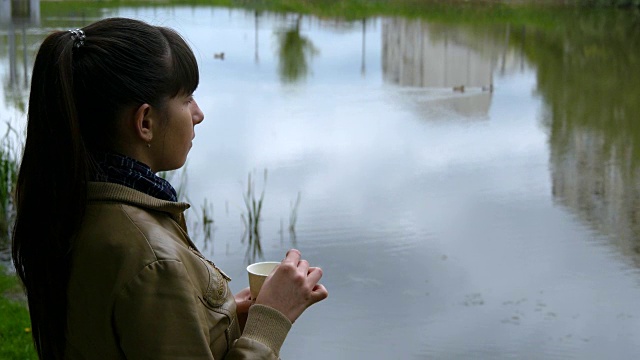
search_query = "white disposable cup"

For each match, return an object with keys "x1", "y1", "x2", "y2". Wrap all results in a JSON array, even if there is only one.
[{"x1": 247, "y1": 261, "x2": 280, "y2": 299}]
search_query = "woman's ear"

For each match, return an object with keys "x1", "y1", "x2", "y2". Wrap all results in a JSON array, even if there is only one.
[{"x1": 133, "y1": 103, "x2": 154, "y2": 143}]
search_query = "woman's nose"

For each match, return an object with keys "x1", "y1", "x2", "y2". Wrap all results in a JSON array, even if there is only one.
[{"x1": 191, "y1": 100, "x2": 204, "y2": 125}]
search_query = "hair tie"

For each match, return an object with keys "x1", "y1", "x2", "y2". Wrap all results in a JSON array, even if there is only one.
[{"x1": 68, "y1": 29, "x2": 86, "y2": 48}]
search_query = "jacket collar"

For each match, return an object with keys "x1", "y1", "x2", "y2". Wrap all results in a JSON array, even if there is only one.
[{"x1": 87, "y1": 182, "x2": 190, "y2": 225}]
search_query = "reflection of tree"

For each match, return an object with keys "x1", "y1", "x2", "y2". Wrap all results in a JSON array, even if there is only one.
[
  {"x1": 1, "y1": 1, "x2": 100, "y2": 116},
  {"x1": 525, "y1": 12, "x2": 640, "y2": 153},
  {"x1": 2, "y1": 21, "x2": 33, "y2": 114},
  {"x1": 276, "y1": 15, "x2": 319, "y2": 83},
  {"x1": 522, "y1": 11, "x2": 640, "y2": 266}
]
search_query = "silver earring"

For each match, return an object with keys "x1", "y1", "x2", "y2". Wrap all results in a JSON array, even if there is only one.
[{"x1": 147, "y1": 143, "x2": 151, "y2": 149}]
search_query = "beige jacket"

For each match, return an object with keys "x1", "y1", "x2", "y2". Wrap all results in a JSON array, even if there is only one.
[{"x1": 65, "y1": 182, "x2": 291, "y2": 359}]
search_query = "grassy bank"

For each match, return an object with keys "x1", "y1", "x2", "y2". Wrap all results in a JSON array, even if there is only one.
[
  {"x1": 0, "y1": 264, "x2": 37, "y2": 359},
  {"x1": 39, "y1": 0, "x2": 638, "y2": 26}
]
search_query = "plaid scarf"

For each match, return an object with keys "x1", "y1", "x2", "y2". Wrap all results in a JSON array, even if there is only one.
[{"x1": 92, "y1": 152, "x2": 178, "y2": 202}]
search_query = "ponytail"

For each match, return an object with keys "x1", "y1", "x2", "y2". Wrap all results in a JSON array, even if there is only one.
[{"x1": 12, "y1": 31, "x2": 89, "y2": 359}]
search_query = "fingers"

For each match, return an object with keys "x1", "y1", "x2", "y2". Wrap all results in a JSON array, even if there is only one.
[
  {"x1": 283, "y1": 248, "x2": 301, "y2": 265},
  {"x1": 283, "y1": 249, "x2": 320, "y2": 287},
  {"x1": 306, "y1": 266, "x2": 323, "y2": 283},
  {"x1": 310, "y1": 284, "x2": 329, "y2": 303},
  {"x1": 256, "y1": 249, "x2": 328, "y2": 323},
  {"x1": 298, "y1": 259, "x2": 310, "y2": 276},
  {"x1": 307, "y1": 268, "x2": 327, "y2": 303},
  {"x1": 235, "y1": 287, "x2": 252, "y2": 301},
  {"x1": 236, "y1": 297, "x2": 252, "y2": 312}
]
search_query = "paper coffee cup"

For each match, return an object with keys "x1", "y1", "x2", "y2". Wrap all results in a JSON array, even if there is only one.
[{"x1": 247, "y1": 261, "x2": 280, "y2": 299}]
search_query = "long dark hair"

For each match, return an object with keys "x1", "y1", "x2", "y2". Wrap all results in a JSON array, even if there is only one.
[{"x1": 11, "y1": 18, "x2": 199, "y2": 359}]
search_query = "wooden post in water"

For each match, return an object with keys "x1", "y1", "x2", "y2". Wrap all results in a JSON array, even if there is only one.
[
  {"x1": 0, "y1": 0, "x2": 10, "y2": 23},
  {"x1": 1, "y1": 0, "x2": 39, "y2": 108},
  {"x1": 0, "y1": 0, "x2": 40, "y2": 24}
]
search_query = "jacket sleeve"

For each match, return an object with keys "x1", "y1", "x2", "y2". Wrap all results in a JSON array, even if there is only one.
[
  {"x1": 113, "y1": 260, "x2": 292, "y2": 360},
  {"x1": 113, "y1": 260, "x2": 215, "y2": 360},
  {"x1": 226, "y1": 304, "x2": 292, "y2": 359}
]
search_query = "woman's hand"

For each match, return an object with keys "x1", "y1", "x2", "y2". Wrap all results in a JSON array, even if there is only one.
[
  {"x1": 234, "y1": 287, "x2": 252, "y2": 332},
  {"x1": 255, "y1": 249, "x2": 329, "y2": 323}
]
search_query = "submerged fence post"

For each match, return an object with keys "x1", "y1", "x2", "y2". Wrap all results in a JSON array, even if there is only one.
[{"x1": 0, "y1": 0, "x2": 40, "y2": 24}]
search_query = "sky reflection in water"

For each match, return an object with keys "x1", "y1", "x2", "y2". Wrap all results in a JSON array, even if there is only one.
[{"x1": 2, "y1": 5, "x2": 640, "y2": 359}]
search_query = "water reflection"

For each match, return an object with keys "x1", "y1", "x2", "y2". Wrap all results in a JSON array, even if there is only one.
[
  {"x1": 282, "y1": 191, "x2": 301, "y2": 247},
  {"x1": 1, "y1": 0, "x2": 40, "y2": 114},
  {"x1": 241, "y1": 170, "x2": 267, "y2": 264},
  {"x1": 160, "y1": 166, "x2": 217, "y2": 251},
  {"x1": 254, "y1": 11, "x2": 260, "y2": 63},
  {"x1": 0, "y1": 0, "x2": 40, "y2": 24},
  {"x1": 538, "y1": 11, "x2": 640, "y2": 267},
  {"x1": 0, "y1": 125, "x2": 19, "y2": 249},
  {"x1": 383, "y1": 18, "x2": 495, "y2": 89},
  {"x1": 0, "y1": 0, "x2": 38, "y2": 250},
  {"x1": 197, "y1": 198, "x2": 216, "y2": 252},
  {"x1": 275, "y1": 14, "x2": 319, "y2": 83},
  {"x1": 382, "y1": 18, "x2": 501, "y2": 117},
  {"x1": 3, "y1": 5, "x2": 640, "y2": 358},
  {"x1": 360, "y1": 19, "x2": 367, "y2": 76}
]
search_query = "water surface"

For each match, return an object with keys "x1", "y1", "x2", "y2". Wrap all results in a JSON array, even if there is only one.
[{"x1": 2, "y1": 4, "x2": 640, "y2": 359}]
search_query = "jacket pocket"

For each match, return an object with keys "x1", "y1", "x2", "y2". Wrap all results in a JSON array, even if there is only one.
[
  {"x1": 188, "y1": 247, "x2": 230, "y2": 308},
  {"x1": 188, "y1": 247, "x2": 241, "y2": 355}
]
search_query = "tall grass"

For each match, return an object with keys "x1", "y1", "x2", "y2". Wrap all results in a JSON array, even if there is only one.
[{"x1": 0, "y1": 124, "x2": 20, "y2": 251}]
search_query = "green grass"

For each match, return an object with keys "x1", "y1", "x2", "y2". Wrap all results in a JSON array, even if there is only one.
[
  {"x1": 38, "y1": 0, "x2": 636, "y2": 29},
  {"x1": 0, "y1": 264, "x2": 37, "y2": 359},
  {"x1": 0, "y1": 126, "x2": 19, "y2": 251}
]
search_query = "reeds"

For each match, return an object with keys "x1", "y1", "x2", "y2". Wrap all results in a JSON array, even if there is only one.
[
  {"x1": 158, "y1": 165, "x2": 188, "y2": 202},
  {"x1": 199, "y1": 198, "x2": 215, "y2": 251},
  {"x1": 159, "y1": 165, "x2": 218, "y2": 252},
  {"x1": 289, "y1": 191, "x2": 301, "y2": 232},
  {"x1": 0, "y1": 124, "x2": 20, "y2": 251},
  {"x1": 288, "y1": 191, "x2": 301, "y2": 244},
  {"x1": 241, "y1": 169, "x2": 267, "y2": 264},
  {"x1": 158, "y1": 166, "x2": 303, "y2": 262}
]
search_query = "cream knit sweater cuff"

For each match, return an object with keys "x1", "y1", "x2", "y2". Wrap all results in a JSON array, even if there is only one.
[{"x1": 242, "y1": 304, "x2": 293, "y2": 356}]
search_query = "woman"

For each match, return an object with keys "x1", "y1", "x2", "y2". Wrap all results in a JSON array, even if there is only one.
[{"x1": 12, "y1": 17, "x2": 328, "y2": 359}]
